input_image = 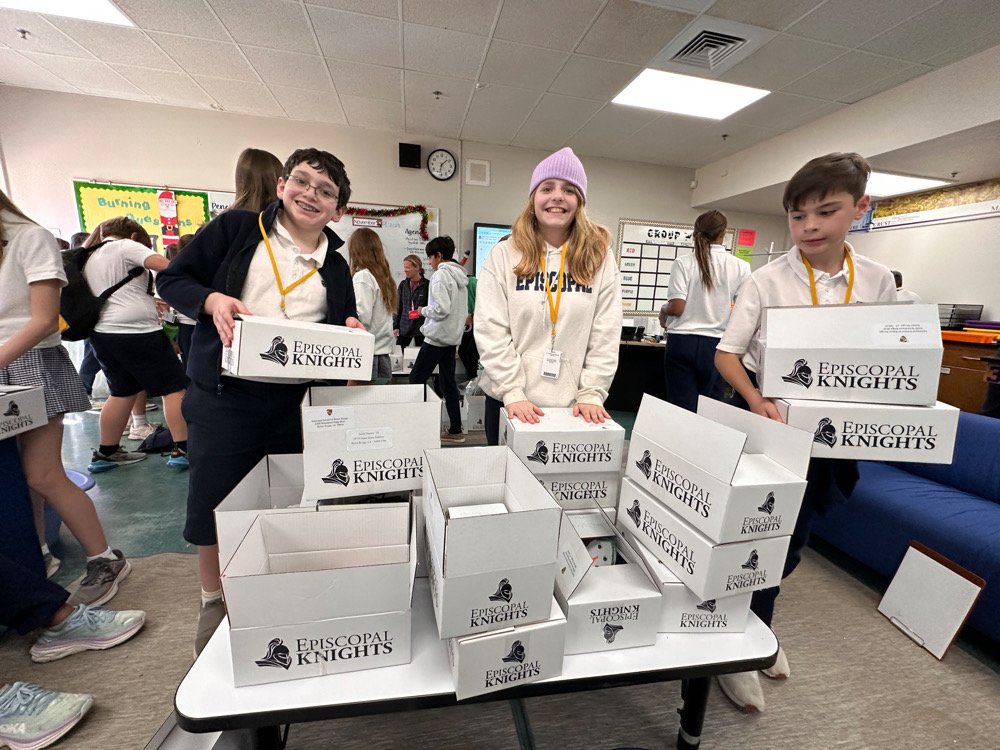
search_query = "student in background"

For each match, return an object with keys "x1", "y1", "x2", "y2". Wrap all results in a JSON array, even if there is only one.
[
  {"x1": 660, "y1": 210, "x2": 749, "y2": 412},
  {"x1": 476, "y1": 147, "x2": 622, "y2": 445},
  {"x1": 893, "y1": 269, "x2": 921, "y2": 302},
  {"x1": 715, "y1": 152, "x2": 896, "y2": 713},
  {"x1": 393, "y1": 254, "x2": 429, "y2": 352},
  {"x1": 228, "y1": 147, "x2": 283, "y2": 213},
  {"x1": 347, "y1": 228, "x2": 396, "y2": 384},
  {"x1": 458, "y1": 272, "x2": 480, "y2": 380},
  {"x1": 165, "y1": 234, "x2": 197, "y2": 368}
]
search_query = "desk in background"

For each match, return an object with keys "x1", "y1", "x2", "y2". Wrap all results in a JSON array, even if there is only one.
[{"x1": 606, "y1": 339, "x2": 665, "y2": 412}]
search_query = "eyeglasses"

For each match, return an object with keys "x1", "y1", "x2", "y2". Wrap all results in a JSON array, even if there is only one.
[{"x1": 286, "y1": 173, "x2": 339, "y2": 203}]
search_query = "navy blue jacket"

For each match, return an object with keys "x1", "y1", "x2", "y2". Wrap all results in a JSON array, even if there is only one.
[{"x1": 156, "y1": 201, "x2": 357, "y2": 391}]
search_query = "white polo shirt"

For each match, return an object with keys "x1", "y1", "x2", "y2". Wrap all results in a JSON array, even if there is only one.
[
  {"x1": 0, "y1": 210, "x2": 65, "y2": 349},
  {"x1": 84, "y1": 237, "x2": 160, "y2": 334},
  {"x1": 717, "y1": 242, "x2": 897, "y2": 373},
  {"x1": 666, "y1": 245, "x2": 750, "y2": 338}
]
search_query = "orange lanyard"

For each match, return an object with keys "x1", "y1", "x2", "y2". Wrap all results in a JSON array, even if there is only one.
[
  {"x1": 801, "y1": 249, "x2": 855, "y2": 305},
  {"x1": 258, "y1": 212, "x2": 318, "y2": 315},
  {"x1": 539, "y1": 244, "x2": 566, "y2": 348}
]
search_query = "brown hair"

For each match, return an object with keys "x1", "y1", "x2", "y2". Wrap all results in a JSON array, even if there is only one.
[
  {"x1": 0, "y1": 189, "x2": 37, "y2": 262},
  {"x1": 166, "y1": 233, "x2": 195, "y2": 261},
  {"x1": 782, "y1": 152, "x2": 871, "y2": 212},
  {"x1": 229, "y1": 148, "x2": 283, "y2": 213},
  {"x1": 93, "y1": 216, "x2": 153, "y2": 249},
  {"x1": 692, "y1": 210, "x2": 727, "y2": 292},
  {"x1": 403, "y1": 254, "x2": 425, "y2": 279},
  {"x1": 348, "y1": 228, "x2": 397, "y2": 311}
]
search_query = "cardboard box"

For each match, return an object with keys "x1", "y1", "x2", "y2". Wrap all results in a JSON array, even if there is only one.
[
  {"x1": 538, "y1": 472, "x2": 620, "y2": 513},
  {"x1": 222, "y1": 314, "x2": 374, "y2": 381},
  {"x1": 499, "y1": 408, "x2": 625, "y2": 476},
  {"x1": 774, "y1": 398, "x2": 959, "y2": 464},
  {"x1": 301, "y1": 384, "x2": 441, "y2": 501},
  {"x1": 555, "y1": 510, "x2": 661, "y2": 654},
  {"x1": 0, "y1": 385, "x2": 48, "y2": 439},
  {"x1": 423, "y1": 447, "x2": 563, "y2": 639},
  {"x1": 467, "y1": 395, "x2": 486, "y2": 432},
  {"x1": 625, "y1": 395, "x2": 810, "y2": 543},
  {"x1": 448, "y1": 597, "x2": 566, "y2": 700},
  {"x1": 618, "y1": 477, "x2": 790, "y2": 601},
  {"x1": 759, "y1": 303, "x2": 942, "y2": 406}
]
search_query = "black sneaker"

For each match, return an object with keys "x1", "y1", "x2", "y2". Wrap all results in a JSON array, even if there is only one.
[{"x1": 88, "y1": 446, "x2": 147, "y2": 473}]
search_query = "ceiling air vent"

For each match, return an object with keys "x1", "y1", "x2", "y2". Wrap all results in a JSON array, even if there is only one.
[{"x1": 670, "y1": 30, "x2": 748, "y2": 70}]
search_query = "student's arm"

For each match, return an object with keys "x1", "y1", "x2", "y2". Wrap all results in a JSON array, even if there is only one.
[
  {"x1": 666, "y1": 299, "x2": 686, "y2": 316},
  {"x1": 143, "y1": 253, "x2": 169, "y2": 272},
  {"x1": 0, "y1": 280, "x2": 61, "y2": 369},
  {"x1": 420, "y1": 274, "x2": 452, "y2": 320},
  {"x1": 664, "y1": 257, "x2": 689, "y2": 318},
  {"x1": 574, "y1": 254, "x2": 622, "y2": 422},
  {"x1": 715, "y1": 350, "x2": 782, "y2": 421}
]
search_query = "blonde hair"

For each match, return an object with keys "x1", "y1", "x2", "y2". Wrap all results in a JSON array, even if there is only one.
[
  {"x1": 402, "y1": 253, "x2": 425, "y2": 279},
  {"x1": 510, "y1": 186, "x2": 609, "y2": 285},
  {"x1": 348, "y1": 228, "x2": 397, "y2": 311}
]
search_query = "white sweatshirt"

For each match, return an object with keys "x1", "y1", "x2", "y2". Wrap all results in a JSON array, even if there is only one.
[
  {"x1": 475, "y1": 239, "x2": 622, "y2": 407},
  {"x1": 420, "y1": 261, "x2": 468, "y2": 347},
  {"x1": 352, "y1": 268, "x2": 394, "y2": 355}
]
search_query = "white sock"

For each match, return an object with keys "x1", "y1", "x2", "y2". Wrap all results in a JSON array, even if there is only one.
[
  {"x1": 201, "y1": 588, "x2": 223, "y2": 607},
  {"x1": 40, "y1": 543, "x2": 51, "y2": 556},
  {"x1": 131, "y1": 413, "x2": 148, "y2": 428},
  {"x1": 86, "y1": 547, "x2": 115, "y2": 562}
]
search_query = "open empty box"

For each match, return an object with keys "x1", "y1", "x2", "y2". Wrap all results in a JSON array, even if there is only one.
[
  {"x1": 0, "y1": 385, "x2": 47, "y2": 439},
  {"x1": 499, "y1": 408, "x2": 625, "y2": 476}
]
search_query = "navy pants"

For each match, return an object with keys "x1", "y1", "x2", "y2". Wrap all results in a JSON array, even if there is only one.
[
  {"x1": 485, "y1": 394, "x2": 504, "y2": 446},
  {"x1": 79, "y1": 339, "x2": 102, "y2": 395},
  {"x1": 663, "y1": 333, "x2": 723, "y2": 413},
  {"x1": 410, "y1": 343, "x2": 462, "y2": 434}
]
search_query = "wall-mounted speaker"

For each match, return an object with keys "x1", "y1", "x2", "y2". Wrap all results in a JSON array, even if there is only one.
[{"x1": 399, "y1": 143, "x2": 421, "y2": 169}]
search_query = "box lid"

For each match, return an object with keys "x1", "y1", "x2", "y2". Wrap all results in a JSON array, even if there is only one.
[{"x1": 763, "y1": 302, "x2": 942, "y2": 350}]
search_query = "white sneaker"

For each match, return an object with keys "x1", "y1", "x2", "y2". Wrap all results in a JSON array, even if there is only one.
[
  {"x1": 718, "y1": 670, "x2": 765, "y2": 713},
  {"x1": 762, "y1": 645, "x2": 790, "y2": 680},
  {"x1": 126, "y1": 422, "x2": 160, "y2": 441}
]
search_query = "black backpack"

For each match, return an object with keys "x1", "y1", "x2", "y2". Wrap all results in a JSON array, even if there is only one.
[
  {"x1": 137, "y1": 425, "x2": 173, "y2": 453},
  {"x1": 59, "y1": 240, "x2": 146, "y2": 341}
]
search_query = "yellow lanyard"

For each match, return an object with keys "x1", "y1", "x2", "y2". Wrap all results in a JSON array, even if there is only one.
[
  {"x1": 258, "y1": 212, "x2": 318, "y2": 316},
  {"x1": 801, "y1": 248, "x2": 855, "y2": 306},
  {"x1": 539, "y1": 244, "x2": 566, "y2": 348}
]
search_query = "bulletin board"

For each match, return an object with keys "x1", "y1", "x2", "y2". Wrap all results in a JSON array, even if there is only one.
[
  {"x1": 616, "y1": 218, "x2": 735, "y2": 318},
  {"x1": 330, "y1": 203, "x2": 440, "y2": 286}
]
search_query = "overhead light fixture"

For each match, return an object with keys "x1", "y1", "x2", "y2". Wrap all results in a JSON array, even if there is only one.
[
  {"x1": 866, "y1": 171, "x2": 950, "y2": 198},
  {"x1": 612, "y1": 68, "x2": 769, "y2": 120},
  {"x1": 0, "y1": 0, "x2": 133, "y2": 26}
]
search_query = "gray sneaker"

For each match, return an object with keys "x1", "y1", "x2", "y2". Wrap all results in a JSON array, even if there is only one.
[
  {"x1": 0, "y1": 682, "x2": 93, "y2": 750},
  {"x1": 42, "y1": 552, "x2": 60, "y2": 579},
  {"x1": 29, "y1": 604, "x2": 145, "y2": 663},
  {"x1": 194, "y1": 598, "x2": 227, "y2": 658},
  {"x1": 88, "y1": 446, "x2": 147, "y2": 473},
  {"x1": 67, "y1": 550, "x2": 131, "y2": 607}
]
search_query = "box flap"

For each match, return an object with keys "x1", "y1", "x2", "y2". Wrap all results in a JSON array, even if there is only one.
[
  {"x1": 267, "y1": 454, "x2": 304, "y2": 488},
  {"x1": 305, "y1": 383, "x2": 440, "y2": 407},
  {"x1": 764, "y1": 302, "x2": 942, "y2": 350},
  {"x1": 554, "y1": 513, "x2": 594, "y2": 599}
]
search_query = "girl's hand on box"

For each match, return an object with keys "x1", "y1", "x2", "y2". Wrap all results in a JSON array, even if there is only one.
[
  {"x1": 750, "y1": 395, "x2": 784, "y2": 423},
  {"x1": 507, "y1": 400, "x2": 544, "y2": 424},
  {"x1": 574, "y1": 402, "x2": 610, "y2": 424},
  {"x1": 204, "y1": 292, "x2": 250, "y2": 346}
]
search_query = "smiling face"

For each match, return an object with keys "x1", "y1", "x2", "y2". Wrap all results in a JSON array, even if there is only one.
[
  {"x1": 403, "y1": 259, "x2": 419, "y2": 280},
  {"x1": 532, "y1": 179, "x2": 580, "y2": 244},
  {"x1": 788, "y1": 190, "x2": 870, "y2": 272},
  {"x1": 276, "y1": 161, "x2": 346, "y2": 237}
]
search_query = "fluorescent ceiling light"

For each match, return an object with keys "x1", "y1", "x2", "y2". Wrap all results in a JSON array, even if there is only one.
[
  {"x1": 867, "y1": 172, "x2": 950, "y2": 198},
  {"x1": 612, "y1": 68, "x2": 769, "y2": 120},
  {"x1": 0, "y1": 0, "x2": 133, "y2": 26}
]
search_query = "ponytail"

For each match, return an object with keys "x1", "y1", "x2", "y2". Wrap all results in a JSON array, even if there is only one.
[{"x1": 692, "y1": 210, "x2": 727, "y2": 292}]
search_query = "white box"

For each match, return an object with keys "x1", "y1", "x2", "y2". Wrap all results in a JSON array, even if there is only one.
[
  {"x1": 618, "y1": 478, "x2": 790, "y2": 601},
  {"x1": 0, "y1": 385, "x2": 48, "y2": 439},
  {"x1": 222, "y1": 314, "x2": 374, "y2": 381},
  {"x1": 423, "y1": 447, "x2": 563, "y2": 639},
  {"x1": 301, "y1": 384, "x2": 441, "y2": 501},
  {"x1": 538, "y1": 472, "x2": 620, "y2": 513},
  {"x1": 499, "y1": 408, "x2": 625, "y2": 475},
  {"x1": 466, "y1": 395, "x2": 486, "y2": 432},
  {"x1": 759, "y1": 303, "x2": 942, "y2": 406},
  {"x1": 625, "y1": 395, "x2": 810, "y2": 543},
  {"x1": 555, "y1": 510, "x2": 661, "y2": 654},
  {"x1": 448, "y1": 597, "x2": 566, "y2": 700},
  {"x1": 774, "y1": 398, "x2": 959, "y2": 464}
]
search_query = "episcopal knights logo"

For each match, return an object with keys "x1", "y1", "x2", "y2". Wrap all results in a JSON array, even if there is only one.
[
  {"x1": 489, "y1": 578, "x2": 513, "y2": 603},
  {"x1": 697, "y1": 600, "x2": 717, "y2": 613},
  {"x1": 635, "y1": 449, "x2": 652, "y2": 479},
  {"x1": 781, "y1": 358, "x2": 813, "y2": 388},
  {"x1": 526, "y1": 440, "x2": 549, "y2": 465},
  {"x1": 255, "y1": 638, "x2": 292, "y2": 670},
  {"x1": 741, "y1": 549, "x2": 759, "y2": 571},
  {"x1": 2, "y1": 401, "x2": 19, "y2": 417},
  {"x1": 626, "y1": 499, "x2": 641, "y2": 528},
  {"x1": 260, "y1": 336, "x2": 289, "y2": 366},
  {"x1": 321, "y1": 458, "x2": 350, "y2": 486},
  {"x1": 502, "y1": 640, "x2": 526, "y2": 663},
  {"x1": 603, "y1": 623, "x2": 624, "y2": 644},
  {"x1": 814, "y1": 418, "x2": 837, "y2": 448},
  {"x1": 758, "y1": 492, "x2": 776, "y2": 515}
]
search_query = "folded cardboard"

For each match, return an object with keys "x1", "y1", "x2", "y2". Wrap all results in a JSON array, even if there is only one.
[
  {"x1": 0, "y1": 385, "x2": 47, "y2": 439},
  {"x1": 301, "y1": 384, "x2": 441, "y2": 501},
  {"x1": 625, "y1": 395, "x2": 810, "y2": 543},
  {"x1": 538, "y1": 472, "x2": 620, "y2": 512},
  {"x1": 448, "y1": 597, "x2": 566, "y2": 700},
  {"x1": 555, "y1": 510, "x2": 661, "y2": 654},
  {"x1": 774, "y1": 398, "x2": 959, "y2": 464},
  {"x1": 222, "y1": 314, "x2": 374, "y2": 381},
  {"x1": 759, "y1": 303, "x2": 942, "y2": 406},
  {"x1": 423, "y1": 447, "x2": 563, "y2": 639},
  {"x1": 618, "y1": 477, "x2": 790, "y2": 601},
  {"x1": 499, "y1": 408, "x2": 625, "y2": 475}
]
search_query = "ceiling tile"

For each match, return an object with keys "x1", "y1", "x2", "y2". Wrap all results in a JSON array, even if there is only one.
[
  {"x1": 923, "y1": 33, "x2": 1000, "y2": 69},
  {"x1": 305, "y1": 0, "x2": 398, "y2": 18},
  {"x1": 720, "y1": 34, "x2": 845, "y2": 91},
  {"x1": 860, "y1": 0, "x2": 1000, "y2": 64},
  {"x1": 837, "y1": 64, "x2": 933, "y2": 105},
  {"x1": 577, "y1": 0, "x2": 695, "y2": 65},
  {"x1": 269, "y1": 84, "x2": 347, "y2": 123},
  {"x1": 20, "y1": 53, "x2": 143, "y2": 95},
  {"x1": 111, "y1": 65, "x2": 214, "y2": 105},
  {"x1": 308, "y1": 6, "x2": 401, "y2": 67},
  {"x1": 786, "y1": 0, "x2": 940, "y2": 48},
  {"x1": 608, "y1": 117, "x2": 781, "y2": 168},
  {"x1": 148, "y1": 33, "x2": 258, "y2": 81},
  {"x1": 402, "y1": 0, "x2": 500, "y2": 36},
  {"x1": 479, "y1": 41, "x2": 569, "y2": 92},
  {"x1": 494, "y1": 0, "x2": 605, "y2": 52},
  {"x1": 242, "y1": 46, "x2": 332, "y2": 90},
  {"x1": 340, "y1": 94, "x2": 404, "y2": 130},
  {"x1": 114, "y1": 0, "x2": 231, "y2": 41},
  {"x1": 548, "y1": 55, "x2": 640, "y2": 101},
  {"x1": 567, "y1": 103, "x2": 663, "y2": 154},
  {"x1": 0, "y1": 49, "x2": 80, "y2": 92},
  {"x1": 207, "y1": 0, "x2": 314, "y2": 53},
  {"x1": 782, "y1": 50, "x2": 914, "y2": 101},
  {"x1": 404, "y1": 72, "x2": 473, "y2": 138},
  {"x1": 44, "y1": 17, "x2": 179, "y2": 70},
  {"x1": 0, "y1": 11, "x2": 92, "y2": 57},
  {"x1": 192, "y1": 75, "x2": 284, "y2": 115},
  {"x1": 642, "y1": 0, "x2": 715, "y2": 10},
  {"x1": 707, "y1": 0, "x2": 825, "y2": 31},
  {"x1": 511, "y1": 94, "x2": 603, "y2": 151},
  {"x1": 403, "y1": 24, "x2": 488, "y2": 79},
  {"x1": 326, "y1": 60, "x2": 401, "y2": 101},
  {"x1": 461, "y1": 84, "x2": 540, "y2": 144},
  {"x1": 727, "y1": 91, "x2": 839, "y2": 130}
]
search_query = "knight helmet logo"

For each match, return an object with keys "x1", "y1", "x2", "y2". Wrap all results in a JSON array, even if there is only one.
[
  {"x1": 741, "y1": 549, "x2": 759, "y2": 571},
  {"x1": 255, "y1": 638, "x2": 292, "y2": 670},
  {"x1": 697, "y1": 599, "x2": 717, "y2": 613},
  {"x1": 260, "y1": 336, "x2": 289, "y2": 366},
  {"x1": 603, "y1": 623, "x2": 624, "y2": 644},
  {"x1": 813, "y1": 417, "x2": 837, "y2": 448},
  {"x1": 899, "y1": 335, "x2": 908, "y2": 343},
  {"x1": 489, "y1": 578, "x2": 513, "y2": 603},
  {"x1": 526, "y1": 440, "x2": 549, "y2": 465},
  {"x1": 635, "y1": 449, "x2": 652, "y2": 479},
  {"x1": 781, "y1": 358, "x2": 813, "y2": 388},
  {"x1": 626, "y1": 499, "x2": 641, "y2": 528},
  {"x1": 502, "y1": 640, "x2": 526, "y2": 663},
  {"x1": 758, "y1": 492, "x2": 776, "y2": 515},
  {"x1": 2, "y1": 401, "x2": 19, "y2": 417},
  {"x1": 321, "y1": 458, "x2": 350, "y2": 486}
]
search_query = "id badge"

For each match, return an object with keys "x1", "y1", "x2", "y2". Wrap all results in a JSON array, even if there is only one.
[{"x1": 541, "y1": 350, "x2": 562, "y2": 379}]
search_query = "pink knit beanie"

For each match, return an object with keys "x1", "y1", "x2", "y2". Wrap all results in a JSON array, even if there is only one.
[{"x1": 529, "y1": 147, "x2": 587, "y2": 201}]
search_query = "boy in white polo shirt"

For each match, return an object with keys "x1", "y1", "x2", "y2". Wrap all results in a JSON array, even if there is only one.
[{"x1": 714, "y1": 152, "x2": 896, "y2": 713}]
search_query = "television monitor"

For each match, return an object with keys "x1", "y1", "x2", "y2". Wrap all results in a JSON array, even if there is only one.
[{"x1": 473, "y1": 223, "x2": 511, "y2": 277}]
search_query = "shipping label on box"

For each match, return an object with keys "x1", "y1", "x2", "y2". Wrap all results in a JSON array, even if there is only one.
[
  {"x1": 617, "y1": 478, "x2": 790, "y2": 601},
  {"x1": 301, "y1": 384, "x2": 440, "y2": 501},
  {"x1": 222, "y1": 314, "x2": 374, "y2": 381},
  {"x1": 538, "y1": 472, "x2": 620, "y2": 512},
  {"x1": 774, "y1": 398, "x2": 959, "y2": 464},
  {"x1": 625, "y1": 395, "x2": 810, "y2": 544},
  {"x1": 0, "y1": 385, "x2": 48, "y2": 439},
  {"x1": 759, "y1": 303, "x2": 943, "y2": 406},
  {"x1": 499, "y1": 408, "x2": 625, "y2": 475}
]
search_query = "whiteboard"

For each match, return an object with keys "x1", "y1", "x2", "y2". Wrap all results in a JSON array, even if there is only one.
[{"x1": 330, "y1": 203, "x2": 439, "y2": 286}]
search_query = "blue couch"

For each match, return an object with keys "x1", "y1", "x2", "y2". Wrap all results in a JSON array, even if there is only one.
[{"x1": 812, "y1": 411, "x2": 1000, "y2": 642}]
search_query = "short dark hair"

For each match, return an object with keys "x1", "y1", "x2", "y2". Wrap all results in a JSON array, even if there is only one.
[
  {"x1": 426, "y1": 235, "x2": 455, "y2": 260},
  {"x1": 892, "y1": 270, "x2": 903, "y2": 288},
  {"x1": 283, "y1": 148, "x2": 351, "y2": 207},
  {"x1": 782, "y1": 152, "x2": 871, "y2": 212},
  {"x1": 70, "y1": 231, "x2": 90, "y2": 248}
]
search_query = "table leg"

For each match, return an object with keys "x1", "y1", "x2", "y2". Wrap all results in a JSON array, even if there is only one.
[
  {"x1": 253, "y1": 725, "x2": 283, "y2": 750},
  {"x1": 676, "y1": 676, "x2": 711, "y2": 749},
  {"x1": 509, "y1": 698, "x2": 537, "y2": 750}
]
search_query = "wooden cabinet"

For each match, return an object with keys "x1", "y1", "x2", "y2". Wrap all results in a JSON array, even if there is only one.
[{"x1": 938, "y1": 341, "x2": 997, "y2": 412}]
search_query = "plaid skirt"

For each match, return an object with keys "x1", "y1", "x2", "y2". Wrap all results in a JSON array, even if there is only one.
[{"x1": 1, "y1": 346, "x2": 91, "y2": 419}]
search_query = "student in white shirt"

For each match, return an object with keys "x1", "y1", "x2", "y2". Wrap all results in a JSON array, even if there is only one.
[
  {"x1": 347, "y1": 228, "x2": 396, "y2": 384},
  {"x1": 892, "y1": 270, "x2": 922, "y2": 302},
  {"x1": 660, "y1": 210, "x2": 749, "y2": 412}
]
